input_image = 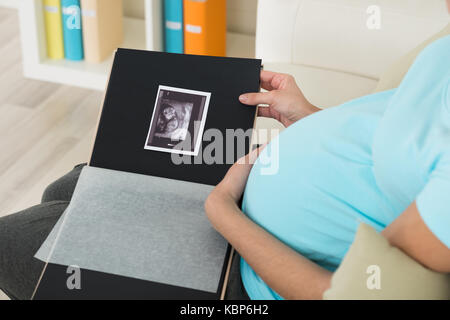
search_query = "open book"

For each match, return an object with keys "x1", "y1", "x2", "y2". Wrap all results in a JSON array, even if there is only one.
[{"x1": 32, "y1": 49, "x2": 261, "y2": 300}]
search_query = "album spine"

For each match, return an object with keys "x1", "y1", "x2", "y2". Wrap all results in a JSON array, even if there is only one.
[
  {"x1": 81, "y1": 0, "x2": 124, "y2": 63},
  {"x1": 183, "y1": 0, "x2": 226, "y2": 56},
  {"x1": 61, "y1": 0, "x2": 84, "y2": 61},
  {"x1": 164, "y1": 0, "x2": 184, "y2": 54},
  {"x1": 43, "y1": 0, "x2": 65, "y2": 60}
]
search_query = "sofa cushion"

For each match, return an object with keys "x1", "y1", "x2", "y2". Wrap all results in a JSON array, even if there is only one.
[
  {"x1": 257, "y1": 0, "x2": 449, "y2": 79},
  {"x1": 323, "y1": 223, "x2": 450, "y2": 300},
  {"x1": 374, "y1": 23, "x2": 450, "y2": 92}
]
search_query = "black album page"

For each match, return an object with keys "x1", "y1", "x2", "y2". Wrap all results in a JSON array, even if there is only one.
[{"x1": 90, "y1": 49, "x2": 262, "y2": 186}]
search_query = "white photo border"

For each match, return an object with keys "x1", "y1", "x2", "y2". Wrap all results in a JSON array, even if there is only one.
[{"x1": 143, "y1": 85, "x2": 212, "y2": 156}]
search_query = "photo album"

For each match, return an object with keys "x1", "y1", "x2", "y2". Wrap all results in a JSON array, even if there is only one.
[{"x1": 31, "y1": 49, "x2": 262, "y2": 300}]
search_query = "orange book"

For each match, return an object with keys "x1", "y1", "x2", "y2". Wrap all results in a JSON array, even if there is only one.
[{"x1": 183, "y1": 0, "x2": 226, "y2": 56}]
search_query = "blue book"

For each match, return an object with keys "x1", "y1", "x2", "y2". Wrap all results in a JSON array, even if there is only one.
[
  {"x1": 61, "y1": 0, "x2": 84, "y2": 61},
  {"x1": 164, "y1": 0, "x2": 183, "y2": 54}
]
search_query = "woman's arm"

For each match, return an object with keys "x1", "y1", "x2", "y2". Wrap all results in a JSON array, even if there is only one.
[
  {"x1": 205, "y1": 150, "x2": 332, "y2": 300},
  {"x1": 207, "y1": 72, "x2": 327, "y2": 299},
  {"x1": 206, "y1": 193, "x2": 332, "y2": 300},
  {"x1": 239, "y1": 70, "x2": 320, "y2": 127},
  {"x1": 382, "y1": 202, "x2": 450, "y2": 273}
]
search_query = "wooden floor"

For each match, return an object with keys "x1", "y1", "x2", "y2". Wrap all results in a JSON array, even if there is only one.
[
  {"x1": 0, "y1": 7, "x2": 103, "y2": 300},
  {"x1": 0, "y1": 8, "x2": 103, "y2": 218}
]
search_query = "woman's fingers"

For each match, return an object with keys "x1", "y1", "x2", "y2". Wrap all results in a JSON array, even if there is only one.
[
  {"x1": 239, "y1": 70, "x2": 285, "y2": 105},
  {"x1": 239, "y1": 70, "x2": 287, "y2": 121},
  {"x1": 239, "y1": 91, "x2": 274, "y2": 106},
  {"x1": 239, "y1": 92, "x2": 278, "y2": 119},
  {"x1": 261, "y1": 70, "x2": 293, "y2": 91},
  {"x1": 260, "y1": 70, "x2": 279, "y2": 91},
  {"x1": 257, "y1": 106, "x2": 274, "y2": 118}
]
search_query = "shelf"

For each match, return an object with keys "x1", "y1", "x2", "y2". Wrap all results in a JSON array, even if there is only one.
[
  {"x1": 18, "y1": 0, "x2": 256, "y2": 91},
  {"x1": 22, "y1": 17, "x2": 147, "y2": 91},
  {"x1": 19, "y1": 0, "x2": 156, "y2": 91}
]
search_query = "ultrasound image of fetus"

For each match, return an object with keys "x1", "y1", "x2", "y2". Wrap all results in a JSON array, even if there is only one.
[
  {"x1": 145, "y1": 86, "x2": 210, "y2": 154},
  {"x1": 155, "y1": 102, "x2": 192, "y2": 141},
  {"x1": 156, "y1": 104, "x2": 179, "y2": 134}
]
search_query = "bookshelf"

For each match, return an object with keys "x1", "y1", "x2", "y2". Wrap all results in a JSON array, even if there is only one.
[{"x1": 17, "y1": 0, "x2": 256, "y2": 91}]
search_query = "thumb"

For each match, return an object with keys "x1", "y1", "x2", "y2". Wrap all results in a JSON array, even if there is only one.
[{"x1": 239, "y1": 92, "x2": 274, "y2": 106}]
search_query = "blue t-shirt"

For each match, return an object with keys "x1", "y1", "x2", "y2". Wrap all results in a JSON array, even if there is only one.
[{"x1": 241, "y1": 36, "x2": 450, "y2": 300}]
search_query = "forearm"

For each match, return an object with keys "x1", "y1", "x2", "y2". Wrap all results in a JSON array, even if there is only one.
[
  {"x1": 206, "y1": 192, "x2": 332, "y2": 300},
  {"x1": 382, "y1": 202, "x2": 450, "y2": 273}
]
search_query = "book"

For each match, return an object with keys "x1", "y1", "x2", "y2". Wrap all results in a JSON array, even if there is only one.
[
  {"x1": 184, "y1": 0, "x2": 226, "y2": 56},
  {"x1": 61, "y1": 0, "x2": 84, "y2": 61},
  {"x1": 80, "y1": 0, "x2": 124, "y2": 63},
  {"x1": 164, "y1": 0, "x2": 184, "y2": 54},
  {"x1": 43, "y1": 0, "x2": 65, "y2": 59},
  {"x1": 32, "y1": 50, "x2": 262, "y2": 300}
]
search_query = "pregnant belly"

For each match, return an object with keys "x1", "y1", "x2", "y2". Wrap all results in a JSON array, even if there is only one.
[{"x1": 242, "y1": 99, "x2": 395, "y2": 269}]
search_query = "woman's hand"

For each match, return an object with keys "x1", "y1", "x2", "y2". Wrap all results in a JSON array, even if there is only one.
[
  {"x1": 205, "y1": 147, "x2": 262, "y2": 223},
  {"x1": 239, "y1": 70, "x2": 320, "y2": 127}
]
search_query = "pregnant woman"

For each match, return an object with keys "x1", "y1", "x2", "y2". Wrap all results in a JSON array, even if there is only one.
[
  {"x1": 206, "y1": 35, "x2": 450, "y2": 299},
  {"x1": 0, "y1": 34, "x2": 449, "y2": 300}
]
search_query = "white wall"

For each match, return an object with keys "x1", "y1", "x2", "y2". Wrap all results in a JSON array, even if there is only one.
[{"x1": 0, "y1": 0, "x2": 21, "y2": 9}]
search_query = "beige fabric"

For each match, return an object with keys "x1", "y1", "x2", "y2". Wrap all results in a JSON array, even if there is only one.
[
  {"x1": 257, "y1": 0, "x2": 449, "y2": 79},
  {"x1": 374, "y1": 23, "x2": 450, "y2": 92},
  {"x1": 323, "y1": 224, "x2": 450, "y2": 300}
]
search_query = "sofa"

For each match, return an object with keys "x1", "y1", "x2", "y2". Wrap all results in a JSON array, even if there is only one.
[{"x1": 254, "y1": 0, "x2": 450, "y2": 143}]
